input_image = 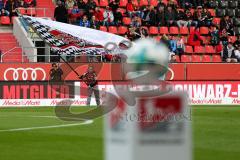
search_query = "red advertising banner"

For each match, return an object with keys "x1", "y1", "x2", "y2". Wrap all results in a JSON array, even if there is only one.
[
  {"x1": 186, "y1": 64, "x2": 240, "y2": 80},
  {"x1": 1, "y1": 63, "x2": 240, "y2": 81},
  {"x1": 0, "y1": 63, "x2": 184, "y2": 81},
  {"x1": 0, "y1": 63, "x2": 123, "y2": 81}
]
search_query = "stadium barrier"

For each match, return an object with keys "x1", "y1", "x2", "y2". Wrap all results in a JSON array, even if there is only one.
[{"x1": 0, "y1": 63, "x2": 240, "y2": 106}]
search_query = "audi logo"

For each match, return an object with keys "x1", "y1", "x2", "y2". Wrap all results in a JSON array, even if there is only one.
[{"x1": 4, "y1": 67, "x2": 46, "y2": 81}]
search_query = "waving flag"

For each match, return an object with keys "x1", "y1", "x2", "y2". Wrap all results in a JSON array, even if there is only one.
[{"x1": 23, "y1": 16, "x2": 130, "y2": 55}]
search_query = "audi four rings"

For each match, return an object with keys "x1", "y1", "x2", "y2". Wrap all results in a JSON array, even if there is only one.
[{"x1": 4, "y1": 68, "x2": 46, "y2": 81}]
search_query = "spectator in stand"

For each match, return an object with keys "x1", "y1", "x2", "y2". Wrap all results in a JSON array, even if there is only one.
[
  {"x1": 169, "y1": 35, "x2": 177, "y2": 53},
  {"x1": 103, "y1": 6, "x2": 114, "y2": 26},
  {"x1": 4, "y1": 0, "x2": 18, "y2": 18},
  {"x1": 177, "y1": 9, "x2": 188, "y2": 27},
  {"x1": 143, "y1": 5, "x2": 157, "y2": 26},
  {"x1": 90, "y1": 15, "x2": 100, "y2": 29},
  {"x1": 201, "y1": 8, "x2": 213, "y2": 27},
  {"x1": 125, "y1": 27, "x2": 138, "y2": 41},
  {"x1": 192, "y1": 0, "x2": 204, "y2": 8},
  {"x1": 131, "y1": 15, "x2": 141, "y2": 28},
  {"x1": 0, "y1": 8, "x2": 9, "y2": 16},
  {"x1": 85, "y1": 0, "x2": 97, "y2": 18},
  {"x1": 193, "y1": 6, "x2": 205, "y2": 27},
  {"x1": 188, "y1": 27, "x2": 203, "y2": 46},
  {"x1": 65, "y1": 0, "x2": 75, "y2": 10},
  {"x1": 185, "y1": 9, "x2": 193, "y2": 27},
  {"x1": 222, "y1": 42, "x2": 237, "y2": 62},
  {"x1": 209, "y1": 26, "x2": 220, "y2": 46},
  {"x1": 234, "y1": 45, "x2": 240, "y2": 62},
  {"x1": 156, "y1": 0, "x2": 166, "y2": 10},
  {"x1": 77, "y1": 0, "x2": 86, "y2": 11},
  {"x1": 135, "y1": 26, "x2": 149, "y2": 39},
  {"x1": 179, "y1": 0, "x2": 192, "y2": 9},
  {"x1": 77, "y1": 0, "x2": 86, "y2": 16},
  {"x1": 24, "y1": 0, "x2": 36, "y2": 7},
  {"x1": 168, "y1": 0, "x2": 178, "y2": 10},
  {"x1": 233, "y1": 45, "x2": 240, "y2": 62},
  {"x1": 220, "y1": 15, "x2": 234, "y2": 36},
  {"x1": 17, "y1": 0, "x2": 27, "y2": 8},
  {"x1": 79, "y1": 15, "x2": 90, "y2": 27},
  {"x1": 69, "y1": 5, "x2": 80, "y2": 24},
  {"x1": 176, "y1": 35, "x2": 185, "y2": 57},
  {"x1": 109, "y1": 0, "x2": 119, "y2": 14},
  {"x1": 220, "y1": 28, "x2": 229, "y2": 46},
  {"x1": 94, "y1": 7, "x2": 104, "y2": 23},
  {"x1": 54, "y1": 1, "x2": 68, "y2": 23},
  {"x1": 109, "y1": 0, "x2": 122, "y2": 26},
  {"x1": 234, "y1": 36, "x2": 240, "y2": 48},
  {"x1": 156, "y1": 5, "x2": 165, "y2": 26},
  {"x1": 0, "y1": 0, "x2": 3, "y2": 10},
  {"x1": 114, "y1": 8, "x2": 123, "y2": 26},
  {"x1": 165, "y1": 6, "x2": 177, "y2": 26},
  {"x1": 160, "y1": 34, "x2": 170, "y2": 47},
  {"x1": 126, "y1": 0, "x2": 135, "y2": 18}
]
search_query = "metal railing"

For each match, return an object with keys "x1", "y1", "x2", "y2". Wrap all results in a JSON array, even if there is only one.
[
  {"x1": 17, "y1": 7, "x2": 52, "y2": 18},
  {"x1": 0, "y1": 46, "x2": 104, "y2": 63}
]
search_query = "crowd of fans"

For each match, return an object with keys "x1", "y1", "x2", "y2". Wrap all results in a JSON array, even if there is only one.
[
  {"x1": 53, "y1": 0, "x2": 240, "y2": 63},
  {"x1": 0, "y1": 0, "x2": 36, "y2": 17}
]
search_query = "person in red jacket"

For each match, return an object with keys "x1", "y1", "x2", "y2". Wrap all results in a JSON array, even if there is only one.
[
  {"x1": 126, "y1": 0, "x2": 135, "y2": 17},
  {"x1": 188, "y1": 27, "x2": 203, "y2": 46},
  {"x1": 94, "y1": 7, "x2": 104, "y2": 23}
]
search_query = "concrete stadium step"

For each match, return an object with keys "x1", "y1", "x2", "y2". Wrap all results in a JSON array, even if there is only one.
[{"x1": 0, "y1": 32, "x2": 28, "y2": 62}]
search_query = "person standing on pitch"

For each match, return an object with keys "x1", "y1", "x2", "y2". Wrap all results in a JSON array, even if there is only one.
[{"x1": 79, "y1": 66, "x2": 100, "y2": 106}]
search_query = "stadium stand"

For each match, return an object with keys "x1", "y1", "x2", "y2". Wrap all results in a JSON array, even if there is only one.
[
  {"x1": 0, "y1": 0, "x2": 240, "y2": 63},
  {"x1": 0, "y1": 33, "x2": 27, "y2": 62}
]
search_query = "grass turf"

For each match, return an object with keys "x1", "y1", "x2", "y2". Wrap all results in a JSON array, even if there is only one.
[{"x1": 0, "y1": 106, "x2": 240, "y2": 160}]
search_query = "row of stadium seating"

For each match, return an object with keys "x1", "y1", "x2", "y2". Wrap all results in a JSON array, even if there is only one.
[{"x1": 177, "y1": 55, "x2": 222, "y2": 63}]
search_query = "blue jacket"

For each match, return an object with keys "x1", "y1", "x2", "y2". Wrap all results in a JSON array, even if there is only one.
[{"x1": 79, "y1": 20, "x2": 90, "y2": 28}]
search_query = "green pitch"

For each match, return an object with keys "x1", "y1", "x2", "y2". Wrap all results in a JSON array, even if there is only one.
[{"x1": 0, "y1": 106, "x2": 240, "y2": 160}]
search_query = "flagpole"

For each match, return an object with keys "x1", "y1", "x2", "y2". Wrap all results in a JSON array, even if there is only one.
[{"x1": 57, "y1": 52, "x2": 81, "y2": 78}]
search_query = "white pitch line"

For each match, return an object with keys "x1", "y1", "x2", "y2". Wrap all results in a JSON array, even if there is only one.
[{"x1": 0, "y1": 116, "x2": 94, "y2": 132}]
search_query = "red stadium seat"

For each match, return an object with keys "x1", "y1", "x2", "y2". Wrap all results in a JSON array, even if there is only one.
[
  {"x1": 169, "y1": 26, "x2": 179, "y2": 35},
  {"x1": 175, "y1": 55, "x2": 180, "y2": 62},
  {"x1": 149, "y1": 26, "x2": 158, "y2": 35},
  {"x1": 119, "y1": 0, "x2": 128, "y2": 7},
  {"x1": 228, "y1": 36, "x2": 237, "y2": 43},
  {"x1": 27, "y1": 8, "x2": 36, "y2": 16},
  {"x1": 159, "y1": 27, "x2": 169, "y2": 34},
  {"x1": 208, "y1": 9, "x2": 216, "y2": 17},
  {"x1": 118, "y1": 8, "x2": 126, "y2": 16},
  {"x1": 100, "y1": 0, "x2": 108, "y2": 7},
  {"x1": 181, "y1": 55, "x2": 191, "y2": 62},
  {"x1": 17, "y1": 7, "x2": 26, "y2": 15},
  {"x1": 118, "y1": 26, "x2": 128, "y2": 35},
  {"x1": 179, "y1": 26, "x2": 189, "y2": 35},
  {"x1": 132, "y1": 0, "x2": 139, "y2": 6},
  {"x1": 123, "y1": 17, "x2": 131, "y2": 25},
  {"x1": 202, "y1": 55, "x2": 211, "y2": 62},
  {"x1": 139, "y1": 0, "x2": 149, "y2": 6},
  {"x1": 150, "y1": 0, "x2": 158, "y2": 6},
  {"x1": 212, "y1": 55, "x2": 222, "y2": 62},
  {"x1": 191, "y1": 55, "x2": 201, "y2": 62},
  {"x1": 154, "y1": 36, "x2": 161, "y2": 42},
  {"x1": 185, "y1": 45, "x2": 193, "y2": 54},
  {"x1": 213, "y1": 18, "x2": 221, "y2": 25},
  {"x1": 100, "y1": 26, "x2": 107, "y2": 32},
  {"x1": 200, "y1": 27, "x2": 209, "y2": 35},
  {"x1": 194, "y1": 46, "x2": 205, "y2": 53},
  {"x1": 205, "y1": 45, "x2": 216, "y2": 54},
  {"x1": 1, "y1": 16, "x2": 11, "y2": 25},
  {"x1": 108, "y1": 26, "x2": 118, "y2": 34}
]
